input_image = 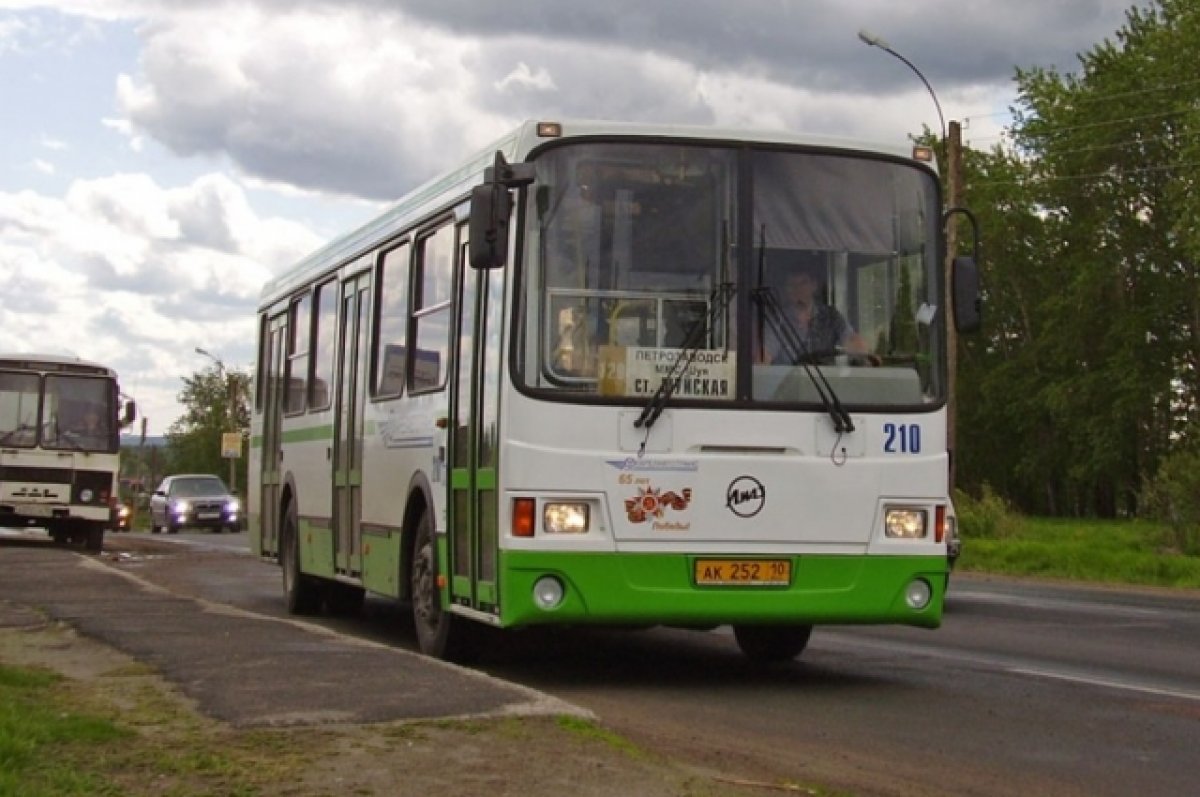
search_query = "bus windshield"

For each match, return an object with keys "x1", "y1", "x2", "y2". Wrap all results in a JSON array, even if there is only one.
[
  {"x1": 518, "y1": 141, "x2": 945, "y2": 409},
  {"x1": 0, "y1": 370, "x2": 115, "y2": 452}
]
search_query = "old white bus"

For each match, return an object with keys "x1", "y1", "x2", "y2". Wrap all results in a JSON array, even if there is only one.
[{"x1": 0, "y1": 354, "x2": 135, "y2": 551}]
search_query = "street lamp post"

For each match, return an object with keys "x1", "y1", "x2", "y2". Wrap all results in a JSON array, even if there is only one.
[
  {"x1": 857, "y1": 29, "x2": 962, "y2": 489},
  {"x1": 195, "y1": 347, "x2": 238, "y2": 495},
  {"x1": 857, "y1": 29, "x2": 946, "y2": 142}
]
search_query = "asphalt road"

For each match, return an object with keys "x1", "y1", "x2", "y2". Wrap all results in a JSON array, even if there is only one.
[{"x1": 4, "y1": 527, "x2": 1198, "y2": 796}]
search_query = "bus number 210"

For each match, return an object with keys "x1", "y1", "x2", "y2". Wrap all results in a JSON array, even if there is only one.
[{"x1": 883, "y1": 423, "x2": 921, "y2": 454}]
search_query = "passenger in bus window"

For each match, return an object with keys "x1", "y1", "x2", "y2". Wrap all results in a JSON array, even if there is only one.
[{"x1": 761, "y1": 268, "x2": 869, "y2": 364}]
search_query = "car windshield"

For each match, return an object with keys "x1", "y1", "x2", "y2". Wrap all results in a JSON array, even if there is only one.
[{"x1": 171, "y1": 479, "x2": 229, "y2": 498}]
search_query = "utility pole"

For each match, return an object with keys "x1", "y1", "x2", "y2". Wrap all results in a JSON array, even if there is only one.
[
  {"x1": 195, "y1": 347, "x2": 238, "y2": 495},
  {"x1": 859, "y1": 29, "x2": 962, "y2": 490},
  {"x1": 945, "y1": 120, "x2": 963, "y2": 491}
]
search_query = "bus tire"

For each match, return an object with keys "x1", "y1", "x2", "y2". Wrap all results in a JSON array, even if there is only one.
[
  {"x1": 410, "y1": 508, "x2": 477, "y2": 662},
  {"x1": 281, "y1": 502, "x2": 322, "y2": 615},
  {"x1": 84, "y1": 524, "x2": 104, "y2": 553},
  {"x1": 732, "y1": 624, "x2": 813, "y2": 663}
]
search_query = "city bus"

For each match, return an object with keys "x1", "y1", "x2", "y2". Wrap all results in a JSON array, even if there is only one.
[
  {"x1": 0, "y1": 354, "x2": 136, "y2": 552},
  {"x1": 249, "y1": 119, "x2": 981, "y2": 663}
]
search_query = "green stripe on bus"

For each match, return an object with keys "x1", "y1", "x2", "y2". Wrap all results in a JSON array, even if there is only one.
[{"x1": 281, "y1": 424, "x2": 334, "y2": 444}]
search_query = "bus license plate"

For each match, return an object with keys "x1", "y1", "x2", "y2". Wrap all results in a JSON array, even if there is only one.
[
  {"x1": 17, "y1": 504, "x2": 53, "y2": 518},
  {"x1": 694, "y1": 559, "x2": 792, "y2": 586}
]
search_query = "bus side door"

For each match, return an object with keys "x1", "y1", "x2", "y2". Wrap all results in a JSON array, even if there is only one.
[
  {"x1": 448, "y1": 221, "x2": 502, "y2": 615},
  {"x1": 332, "y1": 271, "x2": 371, "y2": 577},
  {"x1": 257, "y1": 312, "x2": 288, "y2": 557}
]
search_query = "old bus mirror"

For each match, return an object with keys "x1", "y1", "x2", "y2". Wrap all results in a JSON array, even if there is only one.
[
  {"x1": 122, "y1": 400, "x2": 136, "y2": 427},
  {"x1": 952, "y1": 255, "x2": 982, "y2": 333},
  {"x1": 469, "y1": 182, "x2": 512, "y2": 270},
  {"x1": 469, "y1": 151, "x2": 535, "y2": 270},
  {"x1": 943, "y1": 205, "x2": 983, "y2": 334}
]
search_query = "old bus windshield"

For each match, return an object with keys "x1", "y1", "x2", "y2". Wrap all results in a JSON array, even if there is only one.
[
  {"x1": 0, "y1": 370, "x2": 115, "y2": 452},
  {"x1": 518, "y1": 141, "x2": 944, "y2": 409}
]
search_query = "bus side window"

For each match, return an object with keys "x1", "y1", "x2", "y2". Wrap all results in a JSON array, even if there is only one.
[
  {"x1": 411, "y1": 224, "x2": 455, "y2": 392},
  {"x1": 284, "y1": 292, "x2": 311, "y2": 414},
  {"x1": 374, "y1": 243, "x2": 410, "y2": 398},
  {"x1": 310, "y1": 279, "x2": 338, "y2": 409}
]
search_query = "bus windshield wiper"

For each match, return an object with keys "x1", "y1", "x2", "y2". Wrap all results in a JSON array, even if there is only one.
[
  {"x1": 752, "y1": 285, "x2": 855, "y2": 434},
  {"x1": 634, "y1": 282, "x2": 736, "y2": 433}
]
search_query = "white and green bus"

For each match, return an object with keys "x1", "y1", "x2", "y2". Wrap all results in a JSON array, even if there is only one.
[
  {"x1": 0, "y1": 354, "x2": 136, "y2": 552},
  {"x1": 248, "y1": 119, "x2": 981, "y2": 663}
]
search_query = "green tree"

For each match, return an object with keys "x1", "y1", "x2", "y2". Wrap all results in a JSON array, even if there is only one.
[
  {"x1": 956, "y1": 0, "x2": 1199, "y2": 517},
  {"x1": 165, "y1": 365, "x2": 251, "y2": 494}
]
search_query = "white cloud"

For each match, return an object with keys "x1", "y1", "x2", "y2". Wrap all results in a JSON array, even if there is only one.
[{"x1": 0, "y1": 169, "x2": 322, "y2": 433}]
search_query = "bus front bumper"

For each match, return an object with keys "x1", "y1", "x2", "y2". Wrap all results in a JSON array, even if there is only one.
[{"x1": 497, "y1": 551, "x2": 947, "y2": 629}]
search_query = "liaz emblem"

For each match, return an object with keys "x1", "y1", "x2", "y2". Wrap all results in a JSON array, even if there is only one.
[{"x1": 725, "y1": 476, "x2": 765, "y2": 518}]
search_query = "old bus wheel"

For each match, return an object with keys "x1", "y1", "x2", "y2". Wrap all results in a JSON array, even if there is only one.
[
  {"x1": 732, "y1": 624, "x2": 813, "y2": 664},
  {"x1": 281, "y1": 503, "x2": 322, "y2": 615},
  {"x1": 410, "y1": 509, "x2": 477, "y2": 662},
  {"x1": 84, "y1": 523, "x2": 104, "y2": 553}
]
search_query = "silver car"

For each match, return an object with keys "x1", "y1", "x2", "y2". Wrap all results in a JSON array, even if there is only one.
[{"x1": 148, "y1": 474, "x2": 241, "y2": 534}]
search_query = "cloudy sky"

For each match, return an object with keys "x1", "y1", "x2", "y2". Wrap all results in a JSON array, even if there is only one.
[{"x1": 1, "y1": 0, "x2": 1141, "y2": 436}]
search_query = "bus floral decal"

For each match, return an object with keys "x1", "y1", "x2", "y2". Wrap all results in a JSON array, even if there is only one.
[{"x1": 625, "y1": 485, "x2": 692, "y2": 524}]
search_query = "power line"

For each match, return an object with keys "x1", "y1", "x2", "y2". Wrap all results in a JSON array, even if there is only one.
[{"x1": 973, "y1": 159, "x2": 1200, "y2": 188}]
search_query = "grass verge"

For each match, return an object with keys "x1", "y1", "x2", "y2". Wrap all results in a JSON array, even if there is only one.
[{"x1": 957, "y1": 514, "x2": 1200, "y2": 590}]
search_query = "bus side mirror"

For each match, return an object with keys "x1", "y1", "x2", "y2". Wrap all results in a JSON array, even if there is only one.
[
  {"x1": 952, "y1": 255, "x2": 982, "y2": 333},
  {"x1": 122, "y1": 400, "x2": 136, "y2": 427},
  {"x1": 468, "y1": 150, "x2": 534, "y2": 271},
  {"x1": 469, "y1": 183, "x2": 512, "y2": 270}
]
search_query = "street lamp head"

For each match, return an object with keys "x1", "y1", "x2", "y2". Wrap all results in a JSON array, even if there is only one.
[
  {"x1": 857, "y1": 29, "x2": 889, "y2": 50},
  {"x1": 855, "y1": 28, "x2": 946, "y2": 143}
]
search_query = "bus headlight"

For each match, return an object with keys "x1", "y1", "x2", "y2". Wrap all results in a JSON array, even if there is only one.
[
  {"x1": 543, "y1": 502, "x2": 589, "y2": 534},
  {"x1": 885, "y1": 507, "x2": 927, "y2": 538}
]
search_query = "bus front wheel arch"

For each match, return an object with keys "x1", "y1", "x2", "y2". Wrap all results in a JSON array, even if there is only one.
[
  {"x1": 281, "y1": 500, "x2": 322, "y2": 615},
  {"x1": 409, "y1": 506, "x2": 478, "y2": 663}
]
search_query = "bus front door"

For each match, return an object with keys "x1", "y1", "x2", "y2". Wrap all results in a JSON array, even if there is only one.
[
  {"x1": 332, "y1": 273, "x2": 371, "y2": 577},
  {"x1": 448, "y1": 227, "x2": 502, "y2": 616},
  {"x1": 258, "y1": 313, "x2": 287, "y2": 557}
]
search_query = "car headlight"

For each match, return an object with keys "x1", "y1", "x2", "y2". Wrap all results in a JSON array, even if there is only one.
[
  {"x1": 117, "y1": 505, "x2": 131, "y2": 520},
  {"x1": 885, "y1": 507, "x2": 927, "y2": 538},
  {"x1": 543, "y1": 502, "x2": 589, "y2": 534},
  {"x1": 225, "y1": 499, "x2": 240, "y2": 513},
  {"x1": 171, "y1": 500, "x2": 191, "y2": 515}
]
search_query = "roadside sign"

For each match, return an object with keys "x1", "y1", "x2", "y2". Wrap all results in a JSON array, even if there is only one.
[{"x1": 221, "y1": 432, "x2": 242, "y2": 459}]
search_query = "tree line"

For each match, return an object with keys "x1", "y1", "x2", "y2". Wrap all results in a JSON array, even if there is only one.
[{"x1": 954, "y1": 0, "x2": 1198, "y2": 524}]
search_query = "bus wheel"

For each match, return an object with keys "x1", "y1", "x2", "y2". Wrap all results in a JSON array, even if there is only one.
[
  {"x1": 281, "y1": 504, "x2": 322, "y2": 615},
  {"x1": 410, "y1": 509, "x2": 477, "y2": 662},
  {"x1": 732, "y1": 624, "x2": 813, "y2": 664},
  {"x1": 84, "y1": 524, "x2": 104, "y2": 553}
]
